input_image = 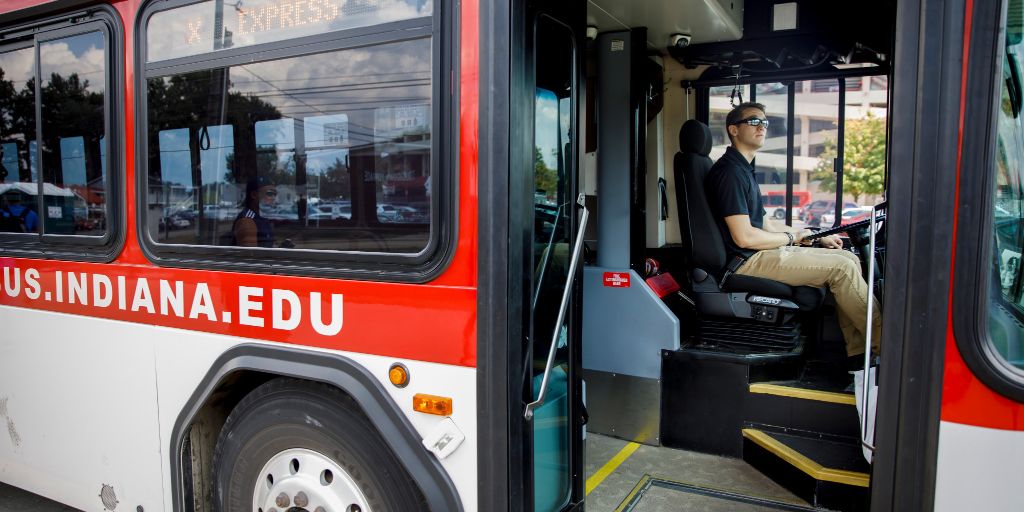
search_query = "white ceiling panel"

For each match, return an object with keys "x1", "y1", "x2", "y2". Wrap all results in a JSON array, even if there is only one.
[{"x1": 587, "y1": 0, "x2": 744, "y2": 50}]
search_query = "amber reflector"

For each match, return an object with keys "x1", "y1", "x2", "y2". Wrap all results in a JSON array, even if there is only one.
[
  {"x1": 389, "y1": 364, "x2": 409, "y2": 387},
  {"x1": 413, "y1": 394, "x2": 453, "y2": 416}
]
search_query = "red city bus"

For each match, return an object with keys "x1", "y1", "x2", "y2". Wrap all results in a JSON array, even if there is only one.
[{"x1": 0, "y1": 0, "x2": 1021, "y2": 511}]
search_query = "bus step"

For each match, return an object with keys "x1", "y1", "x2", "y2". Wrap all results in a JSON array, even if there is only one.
[
  {"x1": 741, "y1": 427, "x2": 869, "y2": 512},
  {"x1": 745, "y1": 381, "x2": 860, "y2": 439}
]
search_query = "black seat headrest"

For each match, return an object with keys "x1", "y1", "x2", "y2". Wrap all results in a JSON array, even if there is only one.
[{"x1": 679, "y1": 119, "x2": 713, "y2": 156}]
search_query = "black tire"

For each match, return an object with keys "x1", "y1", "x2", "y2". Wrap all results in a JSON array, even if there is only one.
[
  {"x1": 211, "y1": 378, "x2": 428, "y2": 512},
  {"x1": 773, "y1": 209, "x2": 785, "y2": 219}
]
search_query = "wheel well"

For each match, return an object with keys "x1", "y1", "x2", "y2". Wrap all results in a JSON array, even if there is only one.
[
  {"x1": 180, "y1": 370, "x2": 276, "y2": 512},
  {"x1": 182, "y1": 371, "x2": 381, "y2": 511},
  {"x1": 170, "y1": 344, "x2": 464, "y2": 512}
]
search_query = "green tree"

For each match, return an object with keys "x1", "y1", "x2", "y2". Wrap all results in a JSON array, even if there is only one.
[
  {"x1": 534, "y1": 146, "x2": 557, "y2": 200},
  {"x1": 812, "y1": 114, "x2": 887, "y2": 203}
]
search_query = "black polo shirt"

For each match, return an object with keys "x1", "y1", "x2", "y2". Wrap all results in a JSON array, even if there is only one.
[{"x1": 705, "y1": 146, "x2": 765, "y2": 261}]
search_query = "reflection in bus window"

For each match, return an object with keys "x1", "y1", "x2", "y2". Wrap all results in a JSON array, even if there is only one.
[
  {"x1": 987, "y1": 23, "x2": 1024, "y2": 371},
  {"x1": 145, "y1": 38, "x2": 432, "y2": 253},
  {"x1": 147, "y1": 0, "x2": 433, "y2": 62},
  {"x1": 38, "y1": 32, "x2": 107, "y2": 236},
  {"x1": 0, "y1": 46, "x2": 39, "y2": 234}
]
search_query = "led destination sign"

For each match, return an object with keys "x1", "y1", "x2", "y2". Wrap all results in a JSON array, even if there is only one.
[
  {"x1": 147, "y1": 0, "x2": 431, "y2": 62},
  {"x1": 236, "y1": 0, "x2": 346, "y2": 36}
]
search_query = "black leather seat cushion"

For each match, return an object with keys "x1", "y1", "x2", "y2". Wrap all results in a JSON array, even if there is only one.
[{"x1": 722, "y1": 274, "x2": 826, "y2": 312}]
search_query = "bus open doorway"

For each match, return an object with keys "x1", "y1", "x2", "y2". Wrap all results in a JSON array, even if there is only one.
[{"x1": 576, "y1": 1, "x2": 892, "y2": 510}]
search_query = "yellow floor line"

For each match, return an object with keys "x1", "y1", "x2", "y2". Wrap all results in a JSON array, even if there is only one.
[{"x1": 586, "y1": 441, "x2": 640, "y2": 495}]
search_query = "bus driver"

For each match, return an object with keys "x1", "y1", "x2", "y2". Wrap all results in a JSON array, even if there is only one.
[{"x1": 705, "y1": 102, "x2": 881, "y2": 362}]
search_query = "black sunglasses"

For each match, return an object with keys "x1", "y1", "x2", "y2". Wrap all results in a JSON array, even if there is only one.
[{"x1": 732, "y1": 117, "x2": 770, "y2": 128}]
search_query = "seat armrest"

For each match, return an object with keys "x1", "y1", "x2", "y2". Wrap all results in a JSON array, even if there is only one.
[{"x1": 692, "y1": 268, "x2": 720, "y2": 293}]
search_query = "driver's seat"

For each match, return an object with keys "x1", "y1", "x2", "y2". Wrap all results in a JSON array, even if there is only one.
[{"x1": 674, "y1": 120, "x2": 824, "y2": 350}]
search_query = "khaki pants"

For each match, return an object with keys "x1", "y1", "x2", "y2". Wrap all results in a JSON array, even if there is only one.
[{"x1": 736, "y1": 246, "x2": 881, "y2": 357}]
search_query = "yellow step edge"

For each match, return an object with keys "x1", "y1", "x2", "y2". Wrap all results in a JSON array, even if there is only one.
[
  {"x1": 749, "y1": 382, "x2": 856, "y2": 406},
  {"x1": 742, "y1": 428, "x2": 870, "y2": 488},
  {"x1": 612, "y1": 475, "x2": 651, "y2": 512}
]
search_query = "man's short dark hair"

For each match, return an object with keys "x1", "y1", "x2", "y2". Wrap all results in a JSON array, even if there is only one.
[
  {"x1": 725, "y1": 101, "x2": 767, "y2": 127},
  {"x1": 725, "y1": 101, "x2": 767, "y2": 143}
]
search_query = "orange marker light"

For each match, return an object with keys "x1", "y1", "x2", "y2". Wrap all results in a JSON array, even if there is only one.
[
  {"x1": 388, "y1": 363, "x2": 409, "y2": 388},
  {"x1": 413, "y1": 394, "x2": 453, "y2": 416}
]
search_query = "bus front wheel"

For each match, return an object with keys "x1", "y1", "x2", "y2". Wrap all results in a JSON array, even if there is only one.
[{"x1": 211, "y1": 378, "x2": 427, "y2": 512}]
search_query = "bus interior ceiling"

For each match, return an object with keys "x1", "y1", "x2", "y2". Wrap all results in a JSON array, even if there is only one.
[{"x1": 579, "y1": 1, "x2": 893, "y2": 511}]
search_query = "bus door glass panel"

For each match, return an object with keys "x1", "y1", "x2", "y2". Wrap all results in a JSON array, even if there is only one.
[
  {"x1": 0, "y1": 46, "x2": 38, "y2": 233},
  {"x1": 530, "y1": 15, "x2": 574, "y2": 512},
  {"x1": 755, "y1": 82, "x2": 789, "y2": 195},
  {"x1": 987, "y1": 12, "x2": 1024, "y2": 371},
  {"x1": 841, "y1": 75, "x2": 888, "y2": 213},
  {"x1": 39, "y1": 32, "x2": 106, "y2": 236},
  {"x1": 796, "y1": 79, "x2": 840, "y2": 226},
  {"x1": 795, "y1": 77, "x2": 888, "y2": 227},
  {"x1": 145, "y1": 39, "x2": 431, "y2": 253}
]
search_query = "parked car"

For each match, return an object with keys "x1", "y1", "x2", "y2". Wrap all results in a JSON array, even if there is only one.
[
  {"x1": 394, "y1": 205, "x2": 428, "y2": 223},
  {"x1": 820, "y1": 207, "x2": 872, "y2": 226},
  {"x1": 316, "y1": 203, "x2": 353, "y2": 220},
  {"x1": 377, "y1": 204, "x2": 399, "y2": 222},
  {"x1": 804, "y1": 200, "x2": 859, "y2": 227}
]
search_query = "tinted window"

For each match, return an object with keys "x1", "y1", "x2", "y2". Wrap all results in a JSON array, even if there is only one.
[
  {"x1": 0, "y1": 46, "x2": 38, "y2": 233},
  {"x1": 145, "y1": 39, "x2": 431, "y2": 253},
  {"x1": 0, "y1": 31, "x2": 108, "y2": 237},
  {"x1": 39, "y1": 32, "x2": 108, "y2": 236},
  {"x1": 986, "y1": 18, "x2": 1024, "y2": 371},
  {"x1": 147, "y1": 0, "x2": 432, "y2": 62}
]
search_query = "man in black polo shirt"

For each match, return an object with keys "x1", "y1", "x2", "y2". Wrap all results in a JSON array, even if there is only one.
[{"x1": 705, "y1": 102, "x2": 880, "y2": 358}]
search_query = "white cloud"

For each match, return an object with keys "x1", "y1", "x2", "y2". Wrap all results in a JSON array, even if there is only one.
[
  {"x1": 40, "y1": 36, "x2": 106, "y2": 92},
  {"x1": 0, "y1": 47, "x2": 35, "y2": 87}
]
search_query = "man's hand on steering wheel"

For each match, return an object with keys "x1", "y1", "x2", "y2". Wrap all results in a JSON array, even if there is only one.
[
  {"x1": 794, "y1": 228, "x2": 843, "y2": 249},
  {"x1": 794, "y1": 228, "x2": 815, "y2": 245},
  {"x1": 817, "y1": 234, "x2": 844, "y2": 249}
]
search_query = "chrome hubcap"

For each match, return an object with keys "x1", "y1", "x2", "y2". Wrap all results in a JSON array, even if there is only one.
[{"x1": 253, "y1": 448, "x2": 370, "y2": 512}]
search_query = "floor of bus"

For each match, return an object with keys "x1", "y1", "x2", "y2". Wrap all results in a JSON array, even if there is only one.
[{"x1": 584, "y1": 432, "x2": 816, "y2": 512}]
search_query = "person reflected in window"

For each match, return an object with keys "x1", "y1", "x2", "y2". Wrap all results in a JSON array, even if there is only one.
[
  {"x1": 0, "y1": 192, "x2": 39, "y2": 233},
  {"x1": 233, "y1": 177, "x2": 276, "y2": 247},
  {"x1": 297, "y1": 194, "x2": 308, "y2": 223}
]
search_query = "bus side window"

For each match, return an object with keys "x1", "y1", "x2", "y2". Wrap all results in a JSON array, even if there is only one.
[
  {"x1": 986, "y1": 2, "x2": 1024, "y2": 371},
  {"x1": 39, "y1": 32, "x2": 108, "y2": 236}
]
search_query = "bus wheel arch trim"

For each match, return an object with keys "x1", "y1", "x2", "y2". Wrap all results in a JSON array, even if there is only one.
[{"x1": 170, "y1": 343, "x2": 464, "y2": 512}]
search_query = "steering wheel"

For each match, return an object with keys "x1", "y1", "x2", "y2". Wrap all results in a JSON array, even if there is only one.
[
  {"x1": 804, "y1": 201, "x2": 887, "y2": 247},
  {"x1": 803, "y1": 204, "x2": 887, "y2": 294},
  {"x1": 804, "y1": 215, "x2": 885, "y2": 243}
]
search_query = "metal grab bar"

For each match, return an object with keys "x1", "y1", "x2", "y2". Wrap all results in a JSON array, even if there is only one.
[
  {"x1": 525, "y1": 193, "x2": 588, "y2": 421},
  {"x1": 860, "y1": 206, "x2": 879, "y2": 452}
]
